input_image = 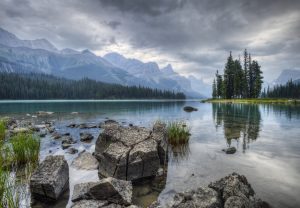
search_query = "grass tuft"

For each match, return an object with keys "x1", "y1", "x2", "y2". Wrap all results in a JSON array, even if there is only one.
[
  {"x1": 167, "y1": 121, "x2": 190, "y2": 146},
  {"x1": 10, "y1": 133, "x2": 40, "y2": 166},
  {"x1": 0, "y1": 120, "x2": 6, "y2": 142}
]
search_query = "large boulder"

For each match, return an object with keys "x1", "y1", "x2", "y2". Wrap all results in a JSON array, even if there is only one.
[
  {"x1": 95, "y1": 122, "x2": 167, "y2": 181},
  {"x1": 71, "y1": 177, "x2": 132, "y2": 206},
  {"x1": 30, "y1": 155, "x2": 69, "y2": 202},
  {"x1": 151, "y1": 173, "x2": 271, "y2": 208},
  {"x1": 208, "y1": 172, "x2": 255, "y2": 202}
]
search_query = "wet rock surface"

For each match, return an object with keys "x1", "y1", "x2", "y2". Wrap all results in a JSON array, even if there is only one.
[
  {"x1": 71, "y1": 177, "x2": 133, "y2": 207},
  {"x1": 151, "y1": 173, "x2": 270, "y2": 208},
  {"x1": 30, "y1": 155, "x2": 69, "y2": 202},
  {"x1": 95, "y1": 122, "x2": 167, "y2": 181},
  {"x1": 72, "y1": 151, "x2": 99, "y2": 170},
  {"x1": 222, "y1": 146, "x2": 237, "y2": 154},
  {"x1": 183, "y1": 106, "x2": 198, "y2": 112},
  {"x1": 80, "y1": 132, "x2": 94, "y2": 142}
]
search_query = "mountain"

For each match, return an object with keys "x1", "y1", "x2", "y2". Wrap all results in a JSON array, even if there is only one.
[
  {"x1": 0, "y1": 28, "x2": 58, "y2": 52},
  {"x1": 104, "y1": 52, "x2": 206, "y2": 98},
  {"x1": 0, "y1": 43, "x2": 144, "y2": 85},
  {"x1": 0, "y1": 27, "x2": 207, "y2": 98},
  {"x1": 272, "y1": 69, "x2": 300, "y2": 85}
]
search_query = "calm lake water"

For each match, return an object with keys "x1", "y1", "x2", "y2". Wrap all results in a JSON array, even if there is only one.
[{"x1": 0, "y1": 100, "x2": 300, "y2": 208}]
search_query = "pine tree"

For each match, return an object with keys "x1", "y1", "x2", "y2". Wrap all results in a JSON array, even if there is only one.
[
  {"x1": 223, "y1": 52, "x2": 235, "y2": 99},
  {"x1": 216, "y1": 70, "x2": 223, "y2": 98},
  {"x1": 243, "y1": 49, "x2": 249, "y2": 98},
  {"x1": 212, "y1": 79, "x2": 217, "y2": 98}
]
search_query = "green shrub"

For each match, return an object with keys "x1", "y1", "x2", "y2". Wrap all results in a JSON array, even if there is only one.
[
  {"x1": 167, "y1": 121, "x2": 190, "y2": 146},
  {"x1": 10, "y1": 133, "x2": 40, "y2": 166},
  {"x1": 0, "y1": 120, "x2": 6, "y2": 141}
]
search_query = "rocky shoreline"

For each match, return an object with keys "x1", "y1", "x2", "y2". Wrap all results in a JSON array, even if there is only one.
[{"x1": 3, "y1": 116, "x2": 271, "y2": 208}]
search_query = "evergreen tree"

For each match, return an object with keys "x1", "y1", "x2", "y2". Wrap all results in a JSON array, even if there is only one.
[
  {"x1": 223, "y1": 52, "x2": 235, "y2": 99},
  {"x1": 212, "y1": 79, "x2": 217, "y2": 98},
  {"x1": 216, "y1": 70, "x2": 223, "y2": 98},
  {"x1": 0, "y1": 72, "x2": 186, "y2": 99},
  {"x1": 243, "y1": 49, "x2": 249, "y2": 98},
  {"x1": 211, "y1": 49, "x2": 263, "y2": 99}
]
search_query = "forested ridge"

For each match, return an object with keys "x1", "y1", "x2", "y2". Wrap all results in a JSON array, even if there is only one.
[
  {"x1": 0, "y1": 72, "x2": 186, "y2": 99},
  {"x1": 212, "y1": 49, "x2": 263, "y2": 99},
  {"x1": 262, "y1": 79, "x2": 300, "y2": 99}
]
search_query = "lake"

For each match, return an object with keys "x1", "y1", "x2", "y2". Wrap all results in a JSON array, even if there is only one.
[{"x1": 0, "y1": 100, "x2": 300, "y2": 208}]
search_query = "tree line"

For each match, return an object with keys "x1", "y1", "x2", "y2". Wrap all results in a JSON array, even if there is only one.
[
  {"x1": 212, "y1": 49, "x2": 263, "y2": 99},
  {"x1": 261, "y1": 79, "x2": 300, "y2": 99},
  {"x1": 0, "y1": 72, "x2": 186, "y2": 99}
]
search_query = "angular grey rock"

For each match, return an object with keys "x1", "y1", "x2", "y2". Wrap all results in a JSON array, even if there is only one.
[
  {"x1": 127, "y1": 139, "x2": 160, "y2": 180},
  {"x1": 224, "y1": 196, "x2": 250, "y2": 208},
  {"x1": 95, "y1": 122, "x2": 166, "y2": 181},
  {"x1": 30, "y1": 155, "x2": 69, "y2": 202},
  {"x1": 80, "y1": 132, "x2": 94, "y2": 142},
  {"x1": 171, "y1": 187, "x2": 221, "y2": 208},
  {"x1": 152, "y1": 122, "x2": 168, "y2": 165},
  {"x1": 72, "y1": 151, "x2": 99, "y2": 170},
  {"x1": 89, "y1": 177, "x2": 132, "y2": 205},
  {"x1": 97, "y1": 142, "x2": 130, "y2": 179},
  {"x1": 71, "y1": 199, "x2": 109, "y2": 208},
  {"x1": 208, "y1": 172, "x2": 255, "y2": 201},
  {"x1": 71, "y1": 182, "x2": 97, "y2": 202}
]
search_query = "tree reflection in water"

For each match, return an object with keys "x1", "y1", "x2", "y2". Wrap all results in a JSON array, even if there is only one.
[{"x1": 212, "y1": 103, "x2": 261, "y2": 153}]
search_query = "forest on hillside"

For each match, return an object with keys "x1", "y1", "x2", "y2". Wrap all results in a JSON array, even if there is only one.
[
  {"x1": 262, "y1": 80, "x2": 300, "y2": 99},
  {"x1": 0, "y1": 72, "x2": 186, "y2": 99},
  {"x1": 212, "y1": 49, "x2": 263, "y2": 99}
]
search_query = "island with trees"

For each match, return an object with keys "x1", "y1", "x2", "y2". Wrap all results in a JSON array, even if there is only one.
[{"x1": 205, "y1": 49, "x2": 300, "y2": 104}]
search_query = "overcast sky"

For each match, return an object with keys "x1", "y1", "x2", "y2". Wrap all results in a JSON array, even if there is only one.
[{"x1": 1, "y1": 0, "x2": 300, "y2": 83}]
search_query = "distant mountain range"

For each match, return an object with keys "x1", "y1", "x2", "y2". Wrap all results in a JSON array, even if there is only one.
[
  {"x1": 272, "y1": 69, "x2": 300, "y2": 85},
  {"x1": 0, "y1": 27, "x2": 210, "y2": 98}
]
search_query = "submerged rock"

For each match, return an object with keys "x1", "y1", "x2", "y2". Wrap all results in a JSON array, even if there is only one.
[
  {"x1": 222, "y1": 146, "x2": 237, "y2": 154},
  {"x1": 80, "y1": 132, "x2": 94, "y2": 142},
  {"x1": 30, "y1": 155, "x2": 69, "y2": 202},
  {"x1": 95, "y1": 122, "x2": 167, "y2": 181},
  {"x1": 183, "y1": 106, "x2": 198, "y2": 112},
  {"x1": 67, "y1": 147, "x2": 79, "y2": 154},
  {"x1": 72, "y1": 151, "x2": 98, "y2": 170},
  {"x1": 61, "y1": 136, "x2": 76, "y2": 149}
]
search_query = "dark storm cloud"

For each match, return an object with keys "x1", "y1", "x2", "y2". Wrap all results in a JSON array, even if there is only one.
[
  {"x1": 0, "y1": 0, "x2": 299, "y2": 81},
  {"x1": 98, "y1": 0, "x2": 187, "y2": 16}
]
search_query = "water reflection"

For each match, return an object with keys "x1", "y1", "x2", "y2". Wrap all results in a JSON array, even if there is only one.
[
  {"x1": 262, "y1": 104, "x2": 300, "y2": 120},
  {"x1": 212, "y1": 103, "x2": 261, "y2": 152}
]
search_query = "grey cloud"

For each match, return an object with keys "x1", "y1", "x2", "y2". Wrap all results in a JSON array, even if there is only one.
[
  {"x1": 98, "y1": 0, "x2": 187, "y2": 16},
  {"x1": 106, "y1": 21, "x2": 122, "y2": 29},
  {"x1": 0, "y1": 0, "x2": 299, "y2": 82}
]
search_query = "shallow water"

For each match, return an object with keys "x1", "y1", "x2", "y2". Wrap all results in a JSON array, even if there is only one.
[{"x1": 0, "y1": 100, "x2": 300, "y2": 208}]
